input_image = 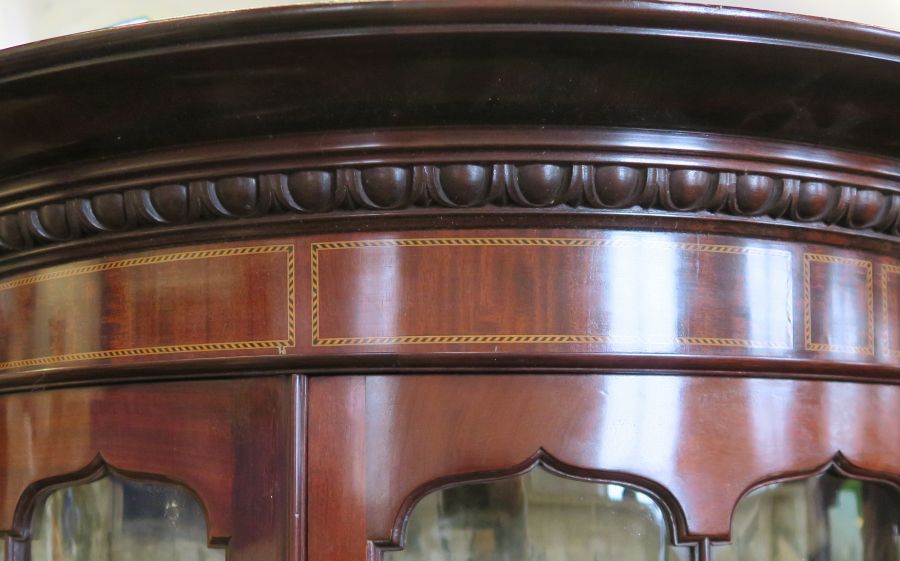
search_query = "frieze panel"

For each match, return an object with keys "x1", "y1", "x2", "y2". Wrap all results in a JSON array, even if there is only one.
[
  {"x1": 0, "y1": 243, "x2": 294, "y2": 371},
  {"x1": 0, "y1": 230, "x2": 898, "y2": 376}
]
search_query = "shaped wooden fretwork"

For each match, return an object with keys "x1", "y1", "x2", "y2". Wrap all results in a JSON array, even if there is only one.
[
  {"x1": 714, "y1": 471, "x2": 900, "y2": 561},
  {"x1": 384, "y1": 465, "x2": 690, "y2": 561},
  {"x1": 25, "y1": 471, "x2": 224, "y2": 561}
]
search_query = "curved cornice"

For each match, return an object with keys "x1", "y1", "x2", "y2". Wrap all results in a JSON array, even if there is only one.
[
  {"x1": 4, "y1": 1, "x2": 900, "y2": 181},
  {"x1": 7, "y1": 0, "x2": 900, "y2": 72}
]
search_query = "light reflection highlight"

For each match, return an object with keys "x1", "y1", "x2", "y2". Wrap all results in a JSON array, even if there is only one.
[{"x1": 606, "y1": 233, "x2": 680, "y2": 352}]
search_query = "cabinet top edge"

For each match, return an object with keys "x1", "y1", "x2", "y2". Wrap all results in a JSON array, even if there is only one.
[
  {"x1": 4, "y1": 1, "x2": 900, "y2": 179},
  {"x1": 5, "y1": 0, "x2": 900, "y2": 67}
]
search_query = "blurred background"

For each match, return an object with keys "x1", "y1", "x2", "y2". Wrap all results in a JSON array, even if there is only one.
[{"x1": 2, "y1": 0, "x2": 900, "y2": 51}]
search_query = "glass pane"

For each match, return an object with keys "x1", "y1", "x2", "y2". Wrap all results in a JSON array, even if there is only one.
[
  {"x1": 386, "y1": 466, "x2": 690, "y2": 561},
  {"x1": 29, "y1": 472, "x2": 225, "y2": 561},
  {"x1": 714, "y1": 472, "x2": 900, "y2": 561}
]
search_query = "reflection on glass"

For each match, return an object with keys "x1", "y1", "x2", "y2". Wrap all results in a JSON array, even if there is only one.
[
  {"x1": 714, "y1": 472, "x2": 900, "y2": 561},
  {"x1": 30, "y1": 472, "x2": 224, "y2": 561},
  {"x1": 386, "y1": 466, "x2": 690, "y2": 561}
]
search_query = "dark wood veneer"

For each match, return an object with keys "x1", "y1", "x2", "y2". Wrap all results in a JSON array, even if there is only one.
[
  {"x1": 2, "y1": 228, "x2": 898, "y2": 378},
  {"x1": 0, "y1": 377, "x2": 293, "y2": 561},
  {"x1": 307, "y1": 375, "x2": 900, "y2": 555},
  {"x1": 7, "y1": 1, "x2": 900, "y2": 178}
]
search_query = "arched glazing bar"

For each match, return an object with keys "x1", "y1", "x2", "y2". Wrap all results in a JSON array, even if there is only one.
[
  {"x1": 21, "y1": 471, "x2": 224, "y2": 561},
  {"x1": 384, "y1": 465, "x2": 691, "y2": 561}
]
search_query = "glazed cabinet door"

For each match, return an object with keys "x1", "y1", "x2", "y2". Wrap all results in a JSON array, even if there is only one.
[
  {"x1": 307, "y1": 375, "x2": 900, "y2": 561},
  {"x1": 0, "y1": 377, "x2": 298, "y2": 561}
]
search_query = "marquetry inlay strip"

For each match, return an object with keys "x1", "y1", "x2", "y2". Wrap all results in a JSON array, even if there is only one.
[
  {"x1": 0, "y1": 244, "x2": 296, "y2": 370},
  {"x1": 311, "y1": 237, "x2": 793, "y2": 349},
  {"x1": 803, "y1": 253, "x2": 875, "y2": 355}
]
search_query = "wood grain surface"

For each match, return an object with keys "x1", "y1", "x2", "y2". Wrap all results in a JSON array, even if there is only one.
[
  {"x1": 0, "y1": 377, "x2": 292, "y2": 561},
  {"x1": 307, "y1": 374, "x2": 900, "y2": 559}
]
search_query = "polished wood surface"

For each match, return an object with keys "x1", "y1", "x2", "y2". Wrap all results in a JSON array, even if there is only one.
[
  {"x1": 0, "y1": 377, "x2": 293, "y2": 561},
  {"x1": 2, "y1": 229, "x2": 897, "y2": 381},
  {"x1": 1, "y1": 132, "x2": 899, "y2": 279},
  {"x1": 0, "y1": 2, "x2": 898, "y2": 561},
  {"x1": 6, "y1": 1, "x2": 900, "y2": 181},
  {"x1": 307, "y1": 377, "x2": 367, "y2": 561},
  {"x1": 0, "y1": 242, "x2": 293, "y2": 371},
  {"x1": 307, "y1": 374, "x2": 900, "y2": 559}
]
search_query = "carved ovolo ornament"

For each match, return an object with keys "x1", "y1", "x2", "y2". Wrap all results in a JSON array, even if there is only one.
[
  {"x1": 372, "y1": 450, "x2": 900, "y2": 560},
  {"x1": 2, "y1": 162, "x2": 900, "y2": 256}
]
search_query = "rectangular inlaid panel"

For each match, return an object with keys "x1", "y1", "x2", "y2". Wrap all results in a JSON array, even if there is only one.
[
  {"x1": 310, "y1": 234, "x2": 794, "y2": 352},
  {"x1": 883, "y1": 263, "x2": 900, "y2": 359},
  {"x1": 803, "y1": 253, "x2": 875, "y2": 355},
  {"x1": 0, "y1": 244, "x2": 294, "y2": 369}
]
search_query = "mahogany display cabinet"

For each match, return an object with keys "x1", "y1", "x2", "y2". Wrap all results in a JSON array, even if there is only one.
[{"x1": 0, "y1": 2, "x2": 898, "y2": 560}]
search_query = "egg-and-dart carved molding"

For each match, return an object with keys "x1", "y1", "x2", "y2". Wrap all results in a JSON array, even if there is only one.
[{"x1": 2, "y1": 162, "x2": 900, "y2": 256}]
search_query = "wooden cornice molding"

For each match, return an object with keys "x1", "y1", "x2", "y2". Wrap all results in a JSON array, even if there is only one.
[{"x1": 2, "y1": 158, "x2": 898, "y2": 269}]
